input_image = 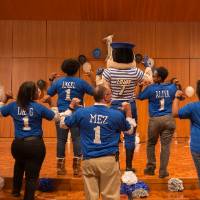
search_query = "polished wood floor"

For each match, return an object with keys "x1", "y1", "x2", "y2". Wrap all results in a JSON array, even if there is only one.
[
  {"x1": 0, "y1": 137, "x2": 196, "y2": 179},
  {"x1": 1, "y1": 189, "x2": 200, "y2": 200},
  {"x1": 0, "y1": 137, "x2": 200, "y2": 199}
]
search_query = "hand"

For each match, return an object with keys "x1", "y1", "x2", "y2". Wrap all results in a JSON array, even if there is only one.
[
  {"x1": 85, "y1": 70, "x2": 94, "y2": 77},
  {"x1": 5, "y1": 91, "x2": 13, "y2": 99},
  {"x1": 121, "y1": 102, "x2": 131, "y2": 112},
  {"x1": 175, "y1": 90, "x2": 184, "y2": 98},
  {"x1": 49, "y1": 72, "x2": 63, "y2": 81},
  {"x1": 69, "y1": 98, "x2": 81, "y2": 109}
]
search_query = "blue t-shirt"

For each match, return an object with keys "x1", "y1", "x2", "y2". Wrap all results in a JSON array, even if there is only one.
[
  {"x1": 138, "y1": 83, "x2": 177, "y2": 117},
  {"x1": 178, "y1": 102, "x2": 200, "y2": 153},
  {"x1": 0, "y1": 101, "x2": 55, "y2": 138},
  {"x1": 64, "y1": 105, "x2": 130, "y2": 159},
  {"x1": 47, "y1": 77, "x2": 93, "y2": 112}
]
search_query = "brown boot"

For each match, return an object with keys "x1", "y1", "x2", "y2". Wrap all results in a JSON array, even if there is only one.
[
  {"x1": 57, "y1": 158, "x2": 66, "y2": 175},
  {"x1": 73, "y1": 157, "x2": 82, "y2": 177}
]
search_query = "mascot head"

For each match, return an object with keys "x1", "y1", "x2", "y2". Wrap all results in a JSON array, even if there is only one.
[{"x1": 107, "y1": 42, "x2": 136, "y2": 69}]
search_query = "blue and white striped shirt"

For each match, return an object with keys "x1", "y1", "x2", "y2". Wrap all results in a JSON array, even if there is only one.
[{"x1": 103, "y1": 67, "x2": 144, "y2": 100}]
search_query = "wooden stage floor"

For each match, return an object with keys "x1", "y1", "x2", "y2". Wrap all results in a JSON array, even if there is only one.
[
  {"x1": 0, "y1": 137, "x2": 197, "y2": 180},
  {"x1": 0, "y1": 138, "x2": 200, "y2": 200}
]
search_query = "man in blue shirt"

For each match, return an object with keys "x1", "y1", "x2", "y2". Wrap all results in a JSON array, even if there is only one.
[
  {"x1": 138, "y1": 67, "x2": 177, "y2": 178},
  {"x1": 61, "y1": 85, "x2": 135, "y2": 200},
  {"x1": 43, "y1": 59, "x2": 94, "y2": 176},
  {"x1": 172, "y1": 80, "x2": 200, "y2": 185}
]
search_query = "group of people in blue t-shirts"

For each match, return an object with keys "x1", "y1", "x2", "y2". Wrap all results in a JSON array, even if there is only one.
[{"x1": 0, "y1": 57, "x2": 200, "y2": 200}]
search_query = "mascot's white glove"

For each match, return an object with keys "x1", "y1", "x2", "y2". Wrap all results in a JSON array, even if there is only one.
[
  {"x1": 121, "y1": 102, "x2": 137, "y2": 135},
  {"x1": 125, "y1": 117, "x2": 137, "y2": 135},
  {"x1": 59, "y1": 110, "x2": 72, "y2": 129}
]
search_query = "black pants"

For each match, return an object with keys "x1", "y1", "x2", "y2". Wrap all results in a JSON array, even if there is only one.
[{"x1": 11, "y1": 137, "x2": 46, "y2": 200}]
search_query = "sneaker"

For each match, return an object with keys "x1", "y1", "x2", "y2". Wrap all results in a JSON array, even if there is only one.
[
  {"x1": 144, "y1": 168, "x2": 155, "y2": 175},
  {"x1": 159, "y1": 172, "x2": 169, "y2": 178},
  {"x1": 11, "y1": 191, "x2": 20, "y2": 197}
]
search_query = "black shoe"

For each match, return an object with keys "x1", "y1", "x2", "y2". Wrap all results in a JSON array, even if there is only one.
[
  {"x1": 144, "y1": 168, "x2": 155, "y2": 175},
  {"x1": 11, "y1": 191, "x2": 21, "y2": 197},
  {"x1": 159, "y1": 172, "x2": 169, "y2": 178},
  {"x1": 126, "y1": 167, "x2": 136, "y2": 173}
]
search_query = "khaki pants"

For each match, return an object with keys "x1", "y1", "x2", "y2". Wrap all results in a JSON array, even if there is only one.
[{"x1": 82, "y1": 156, "x2": 121, "y2": 200}]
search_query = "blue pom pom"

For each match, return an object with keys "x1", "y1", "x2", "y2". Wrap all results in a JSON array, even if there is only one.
[
  {"x1": 134, "y1": 181, "x2": 149, "y2": 191},
  {"x1": 120, "y1": 181, "x2": 149, "y2": 198},
  {"x1": 92, "y1": 48, "x2": 101, "y2": 59},
  {"x1": 120, "y1": 183, "x2": 136, "y2": 196},
  {"x1": 38, "y1": 178, "x2": 55, "y2": 192}
]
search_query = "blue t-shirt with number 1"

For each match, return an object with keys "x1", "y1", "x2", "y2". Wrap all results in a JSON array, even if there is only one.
[
  {"x1": 0, "y1": 101, "x2": 55, "y2": 138},
  {"x1": 64, "y1": 105, "x2": 131, "y2": 160},
  {"x1": 137, "y1": 83, "x2": 177, "y2": 117},
  {"x1": 47, "y1": 77, "x2": 94, "y2": 112}
]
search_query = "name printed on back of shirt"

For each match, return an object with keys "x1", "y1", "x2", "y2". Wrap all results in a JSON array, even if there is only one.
[
  {"x1": 17, "y1": 107, "x2": 33, "y2": 116},
  {"x1": 156, "y1": 90, "x2": 170, "y2": 98},
  {"x1": 62, "y1": 81, "x2": 75, "y2": 89},
  {"x1": 89, "y1": 114, "x2": 108, "y2": 124}
]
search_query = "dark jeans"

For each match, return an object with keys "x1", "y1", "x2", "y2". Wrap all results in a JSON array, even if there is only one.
[
  {"x1": 146, "y1": 115, "x2": 175, "y2": 175},
  {"x1": 191, "y1": 151, "x2": 200, "y2": 186},
  {"x1": 111, "y1": 100, "x2": 137, "y2": 150},
  {"x1": 55, "y1": 122, "x2": 81, "y2": 158},
  {"x1": 11, "y1": 137, "x2": 46, "y2": 200}
]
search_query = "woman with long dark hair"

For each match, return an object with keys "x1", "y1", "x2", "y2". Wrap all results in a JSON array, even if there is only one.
[{"x1": 0, "y1": 81, "x2": 58, "y2": 200}]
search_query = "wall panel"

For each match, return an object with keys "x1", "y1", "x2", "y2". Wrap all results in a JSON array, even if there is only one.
[
  {"x1": 190, "y1": 23, "x2": 200, "y2": 58},
  {"x1": 13, "y1": 20, "x2": 46, "y2": 57},
  {"x1": 80, "y1": 21, "x2": 106, "y2": 59},
  {"x1": 0, "y1": 20, "x2": 13, "y2": 57},
  {"x1": 47, "y1": 21, "x2": 80, "y2": 57},
  {"x1": 155, "y1": 23, "x2": 190, "y2": 58},
  {"x1": 190, "y1": 59, "x2": 200, "y2": 89},
  {"x1": 12, "y1": 58, "x2": 47, "y2": 96},
  {"x1": 0, "y1": 58, "x2": 12, "y2": 90}
]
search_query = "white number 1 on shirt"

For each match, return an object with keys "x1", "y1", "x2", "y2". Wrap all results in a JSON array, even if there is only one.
[
  {"x1": 65, "y1": 89, "x2": 71, "y2": 101},
  {"x1": 159, "y1": 98, "x2": 165, "y2": 111},
  {"x1": 22, "y1": 116, "x2": 31, "y2": 131},
  {"x1": 93, "y1": 126, "x2": 101, "y2": 144}
]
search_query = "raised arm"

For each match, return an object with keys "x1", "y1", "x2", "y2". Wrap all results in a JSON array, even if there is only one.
[{"x1": 172, "y1": 90, "x2": 184, "y2": 117}]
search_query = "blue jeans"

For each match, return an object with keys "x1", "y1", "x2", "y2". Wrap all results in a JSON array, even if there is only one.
[
  {"x1": 191, "y1": 151, "x2": 200, "y2": 186},
  {"x1": 55, "y1": 122, "x2": 81, "y2": 158},
  {"x1": 111, "y1": 100, "x2": 137, "y2": 150}
]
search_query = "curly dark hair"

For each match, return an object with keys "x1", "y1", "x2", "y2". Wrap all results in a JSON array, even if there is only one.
[
  {"x1": 156, "y1": 66, "x2": 168, "y2": 82},
  {"x1": 61, "y1": 59, "x2": 80, "y2": 76}
]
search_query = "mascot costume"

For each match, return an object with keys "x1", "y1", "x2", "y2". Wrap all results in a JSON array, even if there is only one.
[{"x1": 97, "y1": 35, "x2": 152, "y2": 171}]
